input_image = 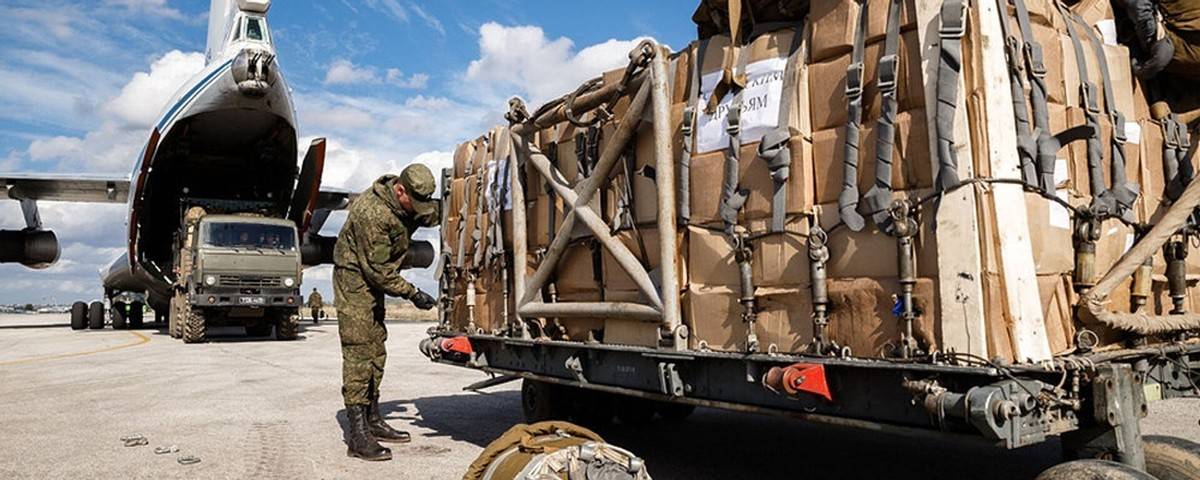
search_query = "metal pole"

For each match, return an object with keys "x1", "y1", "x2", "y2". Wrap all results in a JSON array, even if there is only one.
[
  {"x1": 518, "y1": 301, "x2": 662, "y2": 322},
  {"x1": 647, "y1": 42, "x2": 683, "y2": 348},
  {"x1": 507, "y1": 128, "x2": 528, "y2": 317},
  {"x1": 512, "y1": 75, "x2": 647, "y2": 138}
]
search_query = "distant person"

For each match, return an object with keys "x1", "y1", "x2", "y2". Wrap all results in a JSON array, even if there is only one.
[
  {"x1": 332, "y1": 164, "x2": 439, "y2": 461},
  {"x1": 307, "y1": 288, "x2": 323, "y2": 325}
]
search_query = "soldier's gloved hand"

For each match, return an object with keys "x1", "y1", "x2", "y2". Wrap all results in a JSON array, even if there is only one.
[
  {"x1": 410, "y1": 290, "x2": 437, "y2": 310},
  {"x1": 1133, "y1": 36, "x2": 1175, "y2": 80}
]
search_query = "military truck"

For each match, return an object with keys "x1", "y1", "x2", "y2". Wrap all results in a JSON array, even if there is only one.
[{"x1": 169, "y1": 209, "x2": 303, "y2": 343}]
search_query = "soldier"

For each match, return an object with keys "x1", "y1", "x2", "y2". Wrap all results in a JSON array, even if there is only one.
[
  {"x1": 306, "y1": 288, "x2": 323, "y2": 325},
  {"x1": 333, "y1": 164, "x2": 439, "y2": 462}
]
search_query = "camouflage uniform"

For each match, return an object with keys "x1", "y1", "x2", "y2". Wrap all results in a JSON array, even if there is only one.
[
  {"x1": 307, "y1": 290, "x2": 323, "y2": 320},
  {"x1": 334, "y1": 168, "x2": 439, "y2": 407}
]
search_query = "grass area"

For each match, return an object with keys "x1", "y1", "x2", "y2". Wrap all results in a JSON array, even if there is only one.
[{"x1": 316, "y1": 300, "x2": 437, "y2": 322}]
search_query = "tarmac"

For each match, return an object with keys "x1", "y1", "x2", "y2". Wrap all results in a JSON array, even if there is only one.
[{"x1": 0, "y1": 312, "x2": 1197, "y2": 480}]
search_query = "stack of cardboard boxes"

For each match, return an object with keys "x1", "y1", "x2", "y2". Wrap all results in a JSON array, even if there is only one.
[{"x1": 440, "y1": 0, "x2": 1198, "y2": 362}]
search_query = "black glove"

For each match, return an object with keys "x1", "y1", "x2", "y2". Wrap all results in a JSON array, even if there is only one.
[
  {"x1": 410, "y1": 290, "x2": 437, "y2": 310},
  {"x1": 1133, "y1": 36, "x2": 1175, "y2": 80}
]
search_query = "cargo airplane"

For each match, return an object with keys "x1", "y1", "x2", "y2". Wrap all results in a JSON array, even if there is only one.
[{"x1": 0, "y1": 0, "x2": 355, "y2": 337}]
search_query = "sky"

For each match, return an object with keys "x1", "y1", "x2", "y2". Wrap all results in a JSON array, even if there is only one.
[{"x1": 0, "y1": 0, "x2": 698, "y2": 304}]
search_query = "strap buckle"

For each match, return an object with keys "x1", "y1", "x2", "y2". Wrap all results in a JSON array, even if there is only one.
[
  {"x1": 877, "y1": 54, "x2": 899, "y2": 93},
  {"x1": 1024, "y1": 42, "x2": 1047, "y2": 79},
  {"x1": 1112, "y1": 112, "x2": 1127, "y2": 144},
  {"x1": 845, "y1": 62, "x2": 865, "y2": 98},
  {"x1": 939, "y1": 0, "x2": 968, "y2": 39},
  {"x1": 1080, "y1": 82, "x2": 1101, "y2": 116},
  {"x1": 681, "y1": 106, "x2": 696, "y2": 138},
  {"x1": 726, "y1": 104, "x2": 742, "y2": 137},
  {"x1": 1164, "y1": 119, "x2": 1181, "y2": 149},
  {"x1": 1178, "y1": 121, "x2": 1192, "y2": 149},
  {"x1": 1004, "y1": 36, "x2": 1022, "y2": 72}
]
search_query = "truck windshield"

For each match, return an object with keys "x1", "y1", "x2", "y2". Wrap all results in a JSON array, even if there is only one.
[{"x1": 201, "y1": 222, "x2": 295, "y2": 250}]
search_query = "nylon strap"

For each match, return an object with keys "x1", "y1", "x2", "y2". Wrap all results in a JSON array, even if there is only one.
[
  {"x1": 999, "y1": 0, "x2": 1040, "y2": 186},
  {"x1": 756, "y1": 22, "x2": 806, "y2": 233},
  {"x1": 1058, "y1": 3, "x2": 1116, "y2": 217},
  {"x1": 470, "y1": 135, "x2": 492, "y2": 269},
  {"x1": 863, "y1": 0, "x2": 904, "y2": 231},
  {"x1": 1069, "y1": 11, "x2": 1139, "y2": 220},
  {"x1": 1163, "y1": 115, "x2": 1194, "y2": 201},
  {"x1": 679, "y1": 40, "x2": 710, "y2": 225},
  {"x1": 719, "y1": 40, "x2": 753, "y2": 232},
  {"x1": 934, "y1": 0, "x2": 966, "y2": 193},
  {"x1": 838, "y1": 0, "x2": 870, "y2": 232},
  {"x1": 457, "y1": 140, "x2": 486, "y2": 271},
  {"x1": 485, "y1": 128, "x2": 513, "y2": 268},
  {"x1": 1010, "y1": 0, "x2": 1059, "y2": 192}
]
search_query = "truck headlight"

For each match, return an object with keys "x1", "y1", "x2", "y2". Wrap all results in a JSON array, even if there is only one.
[
  {"x1": 204, "y1": 275, "x2": 217, "y2": 286},
  {"x1": 283, "y1": 277, "x2": 295, "y2": 287}
]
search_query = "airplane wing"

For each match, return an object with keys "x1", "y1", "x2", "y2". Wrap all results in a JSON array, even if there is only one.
[
  {"x1": 315, "y1": 187, "x2": 356, "y2": 211},
  {"x1": 0, "y1": 173, "x2": 131, "y2": 203}
]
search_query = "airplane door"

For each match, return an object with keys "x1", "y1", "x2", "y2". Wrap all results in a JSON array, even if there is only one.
[{"x1": 287, "y1": 138, "x2": 326, "y2": 235}]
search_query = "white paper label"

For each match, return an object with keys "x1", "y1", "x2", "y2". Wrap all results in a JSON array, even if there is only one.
[
  {"x1": 1125, "y1": 121, "x2": 1141, "y2": 145},
  {"x1": 1096, "y1": 20, "x2": 1118, "y2": 46},
  {"x1": 1125, "y1": 233, "x2": 1135, "y2": 253},
  {"x1": 483, "y1": 159, "x2": 513, "y2": 211},
  {"x1": 695, "y1": 57, "x2": 789, "y2": 153},
  {"x1": 1048, "y1": 158, "x2": 1071, "y2": 229}
]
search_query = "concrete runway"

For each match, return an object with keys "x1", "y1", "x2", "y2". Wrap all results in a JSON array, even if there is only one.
[{"x1": 0, "y1": 313, "x2": 1197, "y2": 480}]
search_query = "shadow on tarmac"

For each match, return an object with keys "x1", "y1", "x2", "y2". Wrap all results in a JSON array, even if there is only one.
[{"x1": 393, "y1": 392, "x2": 1062, "y2": 480}]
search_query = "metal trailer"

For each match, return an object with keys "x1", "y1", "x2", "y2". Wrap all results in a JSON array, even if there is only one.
[{"x1": 424, "y1": 40, "x2": 1200, "y2": 476}]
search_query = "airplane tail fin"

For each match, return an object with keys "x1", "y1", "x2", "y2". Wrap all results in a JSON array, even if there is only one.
[{"x1": 205, "y1": 0, "x2": 234, "y2": 64}]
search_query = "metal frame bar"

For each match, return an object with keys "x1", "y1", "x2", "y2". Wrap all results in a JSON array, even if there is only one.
[{"x1": 508, "y1": 41, "x2": 682, "y2": 344}]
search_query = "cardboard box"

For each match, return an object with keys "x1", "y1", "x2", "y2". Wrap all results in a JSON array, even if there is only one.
[
  {"x1": 687, "y1": 221, "x2": 811, "y2": 288},
  {"x1": 453, "y1": 139, "x2": 480, "y2": 179},
  {"x1": 685, "y1": 134, "x2": 815, "y2": 227},
  {"x1": 811, "y1": 108, "x2": 933, "y2": 205},
  {"x1": 555, "y1": 291, "x2": 605, "y2": 342},
  {"x1": 1025, "y1": 191, "x2": 1074, "y2": 274},
  {"x1": 526, "y1": 195, "x2": 565, "y2": 249},
  {"x1": 1038, "y1": 274, "x2": 1077, "y2": 355},
  {"x1": 809, "y1": 0, "x2": 917, "y2": 63},
  {"x1": 602, "y1": 290, "x2": 662, "y2": 347},
  {"x1": 684, "y1": 285, "x2": 817, "y2": 353},
  {"x1": 808, "y1": 29, "x2": 924, "y2": 131},
  {"x1": 1061, "y1": 38, "x2": 1133, "y2": 117},
  {"x1": 1065, "y1": 107, "x2": 1140, "y2": 199},
  {"x1": 824, "y1": 277, "x2": 938, "y2": 358},
  {"x1": 553, "y1": 242, "x2": 603, "y2": 295},
  {"x1": 601, "y1": 227, "x2": 687, "y2": 293}
]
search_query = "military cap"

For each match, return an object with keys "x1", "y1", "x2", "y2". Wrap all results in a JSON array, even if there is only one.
[{"x1": 398, "y1": 163, "x2": 437, "y2": 218}]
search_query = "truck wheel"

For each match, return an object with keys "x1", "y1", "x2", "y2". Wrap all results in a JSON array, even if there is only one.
[
  {"x1": 1036, "y1": 459, "x2": 1156, "y2": 480},
  {"x1": 88, "y1": 301, "x2": 105, "y2": 329},
  {"x1": 521, "y1": 380, "x2": 569, "y2": 423},
  {"x1": 129, "y1": 302, "x2": 144, "y2": 329},
  {"x1": 275, "y1": 313, "x2": 299, "y2": 341},
  {"x1": 614, "y1": 395, "x2": 656, "y2": 425},
  {"x1": 182, "y1": 308, "x2": 206, "y2": 344},
  {"x1": 656, "y1": 402, "x2": 696, "y2": 423},
  {"x1": 168, "y1": 293, "x2": 184, "y2": 338},
  {"x1": 70, "y1": 302, "x2": 87, "y2": 330},
  {"x1": 1144, "y1": 435, "x2": 1200, "y2": 480},
  {"x1": 111, "y1": 302, "x2": 127, "y2": 330}
]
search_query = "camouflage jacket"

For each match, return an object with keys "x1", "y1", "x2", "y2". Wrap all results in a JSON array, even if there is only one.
[
  {"x1": 306, "y1": 291, "x2": 323, "y2": 308},
  {"x1": 333, "y1": 175, "x2": 424, "y2": 299}
]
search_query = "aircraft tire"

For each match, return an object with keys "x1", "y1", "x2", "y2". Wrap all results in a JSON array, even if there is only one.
[
  {"x1": 88, "y1": 302, "x2": 105, "y2": 329},
  {"x1": 70, "y1": 302, "x2": 87, "y2": 330},
  {"x1": 275, "y1": 312, "x2": 299, "y2": 341},
  {"x1": 129, "y1": 303, "x2": 144, "y2": 329},
  {"x1": 182, "y1": 307, "x2": 206, "y2": 344},
  {"x1": 111, "y1": 302, "x2": 127, "y2": 330}
]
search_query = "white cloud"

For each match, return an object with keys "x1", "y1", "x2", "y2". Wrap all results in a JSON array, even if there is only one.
[
  {"x1": 103, "y1": 50, "x2": 205, "y2": 129},
  {"x1": 408, "y1": 3, "x2": 445, "y2": 35},
  {"x1": 385, "y1": 69, "x2": 429, "y2": 89},
  {"x1": 324, "y1": 59, "x2": 381, "y2": 86},
  {"x1": 104, "y1": 0, "x2": 185, "y2": 20},
  {"x1": 466, "y1": 23, "x2": 649, "y2": 104}
]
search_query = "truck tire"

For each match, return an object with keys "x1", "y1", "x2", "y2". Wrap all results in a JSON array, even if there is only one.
[
  {"x1": 129, "y1": 302, "x2": 144, "y2": 329},
  {"x1": 275, "y1": 313, "x2": 299, "y2": 341},
  {"x1": 88, "y1": 301, "x2": 105, "y2": 329},
  {"x1": 182, "y1": 307, "x2": 206, "y2": 344},
  {"x1": 1144, "y1": 435, "x2": 1200, "y2": 480},
  {"x1": 655, "y1": 401, "x2": 696, "y2": 423},
  {"x1": 70, "y1": 302, "x2": 87, "y2": 330},
  {"x1": 111, "y1": 302, "x2": 127, "y2": 330},
  {"x1": 168, "y1": 293, "x2": 184, "y2": 338},
  {"x1": 522, "y1": 380, "x2": 569, "y2": 423},
  {"x1": 1036, "y1": 459, "x2": 1156, "y2": 480}
]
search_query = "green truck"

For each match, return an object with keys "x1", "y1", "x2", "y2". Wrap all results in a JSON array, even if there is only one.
[{"x1": 169, "y1": 212, "x2": 303, "y2": 343}]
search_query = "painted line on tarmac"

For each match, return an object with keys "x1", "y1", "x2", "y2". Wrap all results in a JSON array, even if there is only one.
[{"x1": 0, "y1": 330, "x2": 151, "y2": 367}]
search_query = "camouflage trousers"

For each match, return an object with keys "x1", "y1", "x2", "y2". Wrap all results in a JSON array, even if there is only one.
[{"x1": 335, "y1": 267, "x2": 388, "y2": 407}]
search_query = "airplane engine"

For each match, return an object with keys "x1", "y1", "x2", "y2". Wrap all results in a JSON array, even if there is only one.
[{"x1": 0, "y1": 229, "x2": 60, "y2": 269}]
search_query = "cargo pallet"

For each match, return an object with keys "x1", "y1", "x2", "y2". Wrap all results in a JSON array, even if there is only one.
[{"x1": 425, "y1": 34, "x2": 1200, "y2": 475}]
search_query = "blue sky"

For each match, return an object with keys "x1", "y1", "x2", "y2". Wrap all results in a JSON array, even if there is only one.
[{"x1": 0, "y1": 0, "x2": 697, "y2": 304}]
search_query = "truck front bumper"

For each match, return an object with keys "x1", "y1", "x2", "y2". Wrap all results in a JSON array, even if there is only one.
[{"x1": 189, "y1": 292, "x2": 301, "y2": 308}]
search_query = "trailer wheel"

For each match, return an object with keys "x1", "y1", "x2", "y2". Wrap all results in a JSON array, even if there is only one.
[
  {"x1": 521, "y1": 380, "x2": 569, "y2": 423},
  {"x1": 656, "y1": 402, "x2": 696, "y2": 423},
  {"x1": 614, "y1": 396, "x2": 656, "y2": 425},
  {"x1": 88, "y1": 302, "x2": 105, "y2": 329},
  {"x1": 1036, "y1": 459, "x2": 1156, "y2": 480},
  {"x1": 128, "y1": 302, "x2": 144, "y2": 329},
  {"x1": 111, "y1": 302, "x2": 127, "y2": 330},
  {"x1": 182, "y1": 307, "x2": 206, "y2": 344},
  {"x1": 70, "y1": 302, "x2": 87, "y2": 330},
  {"x1": 1143, "y1": 435, "x2": 1200, "y2": 480}
]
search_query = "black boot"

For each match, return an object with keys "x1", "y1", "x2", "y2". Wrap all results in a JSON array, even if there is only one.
[
  {"x1": 368, "y1": 397, "x2": 412, "y2": 443},
  {"x1": 346, "y1": 405, "x2": 392, "y2": 461}
]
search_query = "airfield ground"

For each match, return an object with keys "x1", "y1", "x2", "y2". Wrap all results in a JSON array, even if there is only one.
[{"x1": 0, "y1": 313, "x2": 1197, "y2": 479}]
